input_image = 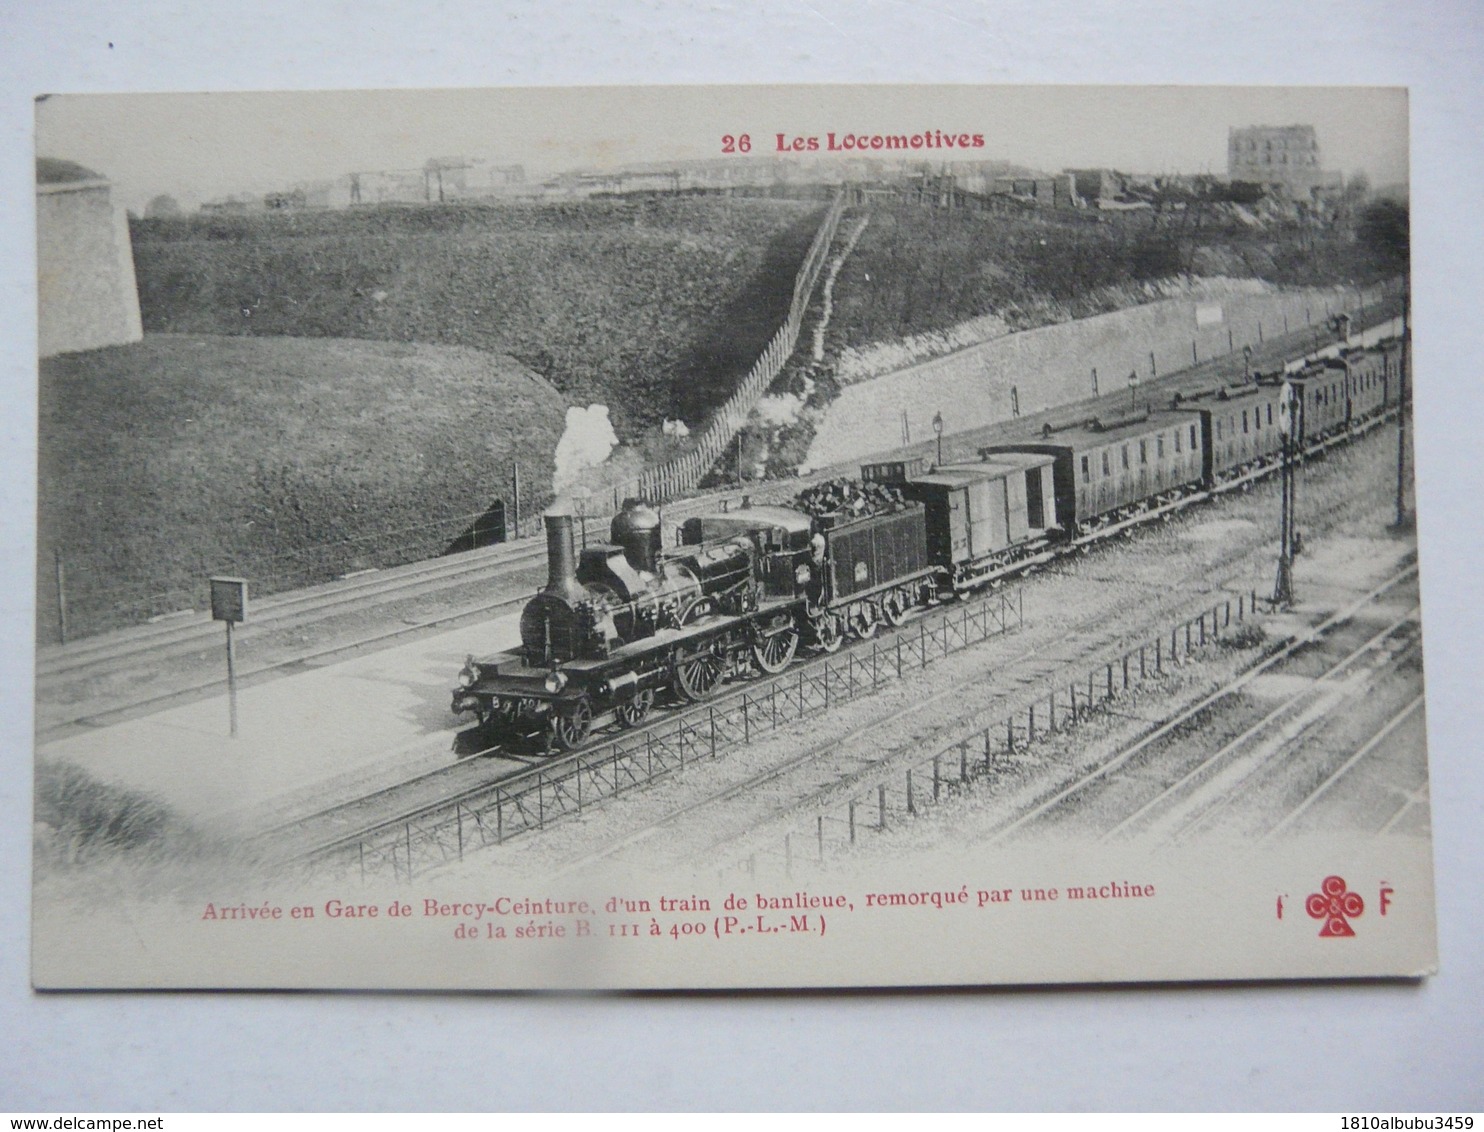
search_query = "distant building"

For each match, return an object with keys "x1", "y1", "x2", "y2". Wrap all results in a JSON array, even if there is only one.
[
  {"x1": 989, "y1": 174, "x2": 1078, "y2": 208},
  {"x1": 35, "y1": 158, "x2": 143, "y2": 358},
  {"x1": 1068, "y1": 168, "x2": 1126, "y2": 204},
  {"x1": 1228, "y1": 125, "x2": 1343, "y2": 198},
  {"x1": 200, "y1": 193, "x2": 264, "y2": 214}
]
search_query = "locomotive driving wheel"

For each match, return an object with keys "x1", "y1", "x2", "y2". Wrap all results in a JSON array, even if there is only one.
[
  {"x1": 547, "y1": 698, "x2": 593, "y2": 751},
  {"x1": 751, "y1": 625, "x2": 800, "y2": 675},
  {"x1": 881, "y1": 591, "x2": 909, "y2": 627},
  {"x1": 614, "y1": 688, "x2": 655, "y2": 728},
  {"x1": 675, "y1": 640, "x2": 726, "y2": 702},
  {"x1": 848, "y1": 602, "x2": 880, "y2": 640}
]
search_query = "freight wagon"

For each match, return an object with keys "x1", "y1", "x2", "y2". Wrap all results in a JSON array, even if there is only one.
[{"x1": 864, "y1": 453, "x2": 1060, "y2": 589}]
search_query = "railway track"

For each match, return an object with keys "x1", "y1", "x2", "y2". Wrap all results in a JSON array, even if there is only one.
[
  {"x1": 986, "y1": 564, "x2": 1420, "y2": 846},
  {"x1": 37, "y1": 515, "x2": 606, "y2": 680},
  {"x1": 546, "y1": 562, "x2": 1281, "y2": 879},
  {"x1": 258, "y1": 583, "x2": 1026, "y2": 871},
  {"x1": 261, "y1": 403, "x2": 1406, "y2": 878},
  {"x1": 37, "y1": 306, "x2": 1398, "y2": 738},
  {"x1": 1260, "y1": 692, "x2": 1428, "y2": 842}
]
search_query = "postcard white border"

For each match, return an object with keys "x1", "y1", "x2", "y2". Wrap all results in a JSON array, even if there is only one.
[{"x1": 4, "y1": 0, "x2": 1482, "y2": 1111}]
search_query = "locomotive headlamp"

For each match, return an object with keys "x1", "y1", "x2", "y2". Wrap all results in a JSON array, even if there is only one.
[
  {"x1": 543, "y1": 670, "x2": 569, "y2": 694},
  {"x1": 457, "y1": 656, "x2": 478, "y2": 689},
  {"x1": 795, "y1": 563, "x2": 812, "y2": 584}
]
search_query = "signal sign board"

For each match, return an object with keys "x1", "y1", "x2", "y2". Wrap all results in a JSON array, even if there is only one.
[{"x1": 210, "y1": 576, "x2": 248, "y2": 623}]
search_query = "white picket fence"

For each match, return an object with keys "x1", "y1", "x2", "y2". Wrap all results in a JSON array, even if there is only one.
[{"x1": 624, "y1": 190, "x2": 847, "y2": 505}]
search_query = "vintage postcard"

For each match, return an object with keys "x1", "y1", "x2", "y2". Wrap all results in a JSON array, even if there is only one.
[{"x1": 31, "y1": 84, "x2": 1433, "y2": 990}]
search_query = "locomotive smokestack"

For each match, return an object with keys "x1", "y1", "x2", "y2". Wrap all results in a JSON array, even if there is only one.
[{"x1": 542, "y1": 511, "x2": 586, "y2": 603}]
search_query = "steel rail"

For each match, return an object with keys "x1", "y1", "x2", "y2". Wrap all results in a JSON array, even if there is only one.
[
  {"x1": 1260, "y1": 692, "x2": 1426, "y2": 843},
  {"x1": 1111, "y1": 614, "x2": 1422, "y2": 844},
  {"x1": 288, "y1": 403, "x2": 1407, "y2": 875},
  {"x1": 986, "y1": 563, "x2": 1420, "y2": 844},
  {"x1": 297, "y1": 591, "x2": 1025, "y2": 874}
]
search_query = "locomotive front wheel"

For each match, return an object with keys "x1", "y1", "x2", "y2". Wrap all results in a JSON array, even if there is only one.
[
  {"x1": 751, "y1": 626, "x2": 800, "y2": 675},
  {"x1": 675, "y1": 646, "x2": 725, "y2": 701},
  {"x1": 614, "y1": 688, "x2": 655, "y2": 728},
  {"x1": 548, "y1": 699, "x2": 593, "y2": 751}
]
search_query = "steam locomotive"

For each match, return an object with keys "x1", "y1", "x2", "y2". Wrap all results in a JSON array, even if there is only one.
[
  {"x1": 451, "y1": 337, "x2": 1404, "y2": 751},
  {"x1": 451, "y1": 501, "x2": 817, "y2": 748}
]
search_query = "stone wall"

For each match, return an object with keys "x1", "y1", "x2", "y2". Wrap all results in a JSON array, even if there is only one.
[
  {"x1": 37, "y1": 180, "x2": 143, "y2": 358},
  {"x1": 805, "y1": 286, "x2": 1364, "y2": 470}
]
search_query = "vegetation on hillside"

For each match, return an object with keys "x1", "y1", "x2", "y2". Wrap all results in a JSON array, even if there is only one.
[
  {"x1": 713, "y1": 191, "x2": 1402, "y2": 485},
  {"x1": 131, "y1": 196, "x2": 822, "y2": 434},
  {"x1": 38, "y1": 335, "x2": 567, "y2": 641},
  {"x1": 828, "y1": 198, "x2": 1391, "y2": 352}
]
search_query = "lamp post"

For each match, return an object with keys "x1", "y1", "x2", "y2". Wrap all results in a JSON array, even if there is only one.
[{"x1": 932, "y1": 411, "x2": 944, "y2": 467}]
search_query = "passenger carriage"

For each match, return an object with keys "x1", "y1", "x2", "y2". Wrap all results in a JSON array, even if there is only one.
[{"x1": 980, "y1": 409, "x2": 1208, "y2": 536}]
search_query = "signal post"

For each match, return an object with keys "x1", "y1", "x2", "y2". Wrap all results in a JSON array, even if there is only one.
[{"x1": 210, "y1": 576, "x2": 248, "y2": 738}]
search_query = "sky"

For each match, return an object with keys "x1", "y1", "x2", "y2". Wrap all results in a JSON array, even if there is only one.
[{"x1": 35, "y1": 84, "x2": 1409, "y2": 213}]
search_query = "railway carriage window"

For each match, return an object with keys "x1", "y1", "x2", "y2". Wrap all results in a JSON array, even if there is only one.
[
  {"x1": 1121, "y1": 445, "x2": 1129, "y2": 470},
  {"x1": 1267, "y1": 404, "x2": 1273, "y2": 426},
  {"x1": 1139, "y1": 440, "x2": 1147, "y2": 464},
  {"x1": 1215, "y1": 420, "x2": 1223, "y2": 440},
  {"x1": 1102, "y1": 452, "x2": 1110, "y2": 478},
  {"x1": 1081, "y1": 455, "x2": 1090, "y2": 482},
  {"x1": 1174, "y1": 430, "x2": 1182, "y2": 453},
  {"x1": 1243, "y1": 410, "x2": 1249, "y2": 434},
  {"x1": 1190, "y1": 424, "x2": 1197, "y2": 450},
  {"x1": 1157, "y1": 436, "x2": 1165, "y2": 458}
]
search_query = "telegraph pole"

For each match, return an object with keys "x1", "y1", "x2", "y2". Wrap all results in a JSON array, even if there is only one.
[
  {"x1": 1273, "y1": 383, "x2": 1298, "y2": 608},
  {"x1": 1395, "y1": 284, "x2": 1410, "y2": 528}
]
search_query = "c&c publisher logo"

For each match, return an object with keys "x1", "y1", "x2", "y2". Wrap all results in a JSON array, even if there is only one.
[{"x1": 1307, "y1": 875, "x2": 1365, "y2": 937}]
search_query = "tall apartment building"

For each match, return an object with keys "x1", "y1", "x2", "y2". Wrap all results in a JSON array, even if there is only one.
[{"x1": 1228, "y1": 125, "x2": 1342, "y2": 198}]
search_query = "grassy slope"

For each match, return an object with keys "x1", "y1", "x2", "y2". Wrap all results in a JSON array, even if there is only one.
[
  {"x1": 38, "y1": 334, "x2": 567, "y2": 640},
  {"x1": 733, "y1": 199, "x2": 1383, "y2": 481},
  {"x1": 828, "y1": 202, "x2": 1375, "y2": 349},
  {"x1": 131, "y1": 196, "x2": 821, "y2": 433}
]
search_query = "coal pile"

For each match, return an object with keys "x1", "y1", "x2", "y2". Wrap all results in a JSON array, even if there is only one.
[{"x1": 794, "y1": 477, "x2": 908, "y2": 519}]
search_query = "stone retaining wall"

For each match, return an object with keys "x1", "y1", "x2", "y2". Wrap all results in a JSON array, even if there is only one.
[{"x1": 805, "y1": 285, "x2": 1377, "y2": 470}]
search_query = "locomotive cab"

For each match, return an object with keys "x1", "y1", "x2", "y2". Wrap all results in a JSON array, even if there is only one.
[{"x1": 679, "y1": 504, "x2": 815, "y2": 600}]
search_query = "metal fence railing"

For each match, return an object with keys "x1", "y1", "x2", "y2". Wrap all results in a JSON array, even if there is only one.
[
  {"x1": 622, "y1": 190, "x2": 848, "y2": 505},
  {"x1": 726, "y1": 592, "x2": 1271, "y2": 880},
  {"x1": 303, "y1": 588, "x2": 1023, "y2": 881}
]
